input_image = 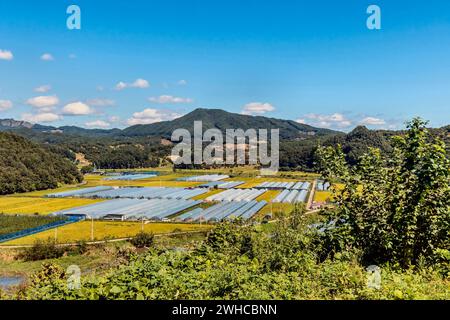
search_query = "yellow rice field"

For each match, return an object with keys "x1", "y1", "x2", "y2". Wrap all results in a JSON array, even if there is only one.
[
  {"x1": 255, "y1": 190, "x2": 281, "y2": 202},
  {"x1": 0, "y1": 197, "x2": 103, "y2": 215},
  {"x1": 314, "y1": 191, "x2": 333, "y2": 203},
  {"x1": 191, "y1": 189, "x2": 225, "y2": 200},
  {"x1": 4, "y1": 221, "x2": 212, "y2": 245},
  {"x1": 257, "y1": 202, "x2": 295, "y2": 218},
  {"x1": 83, "y1": 174, "x2": 202, "y2": 188}
]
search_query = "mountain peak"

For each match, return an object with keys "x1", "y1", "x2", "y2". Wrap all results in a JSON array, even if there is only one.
[
  {"x1": 0, "y1": 118, "x2": 33, "y2": 129},
  {"x1": 122, "y1": 108, "x2": 340, "y2": 139}
]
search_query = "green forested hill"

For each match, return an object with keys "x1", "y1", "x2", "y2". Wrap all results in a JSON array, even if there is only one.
[
  {"x1": 121, "y1": 108, "x2": 340, "y2": 139},
  {"x1": 0, "y1": 132, "x2": 82, "y2": 195},
  {"x1": 0, "y1": 111, "x2": 448, "y2": 171}
]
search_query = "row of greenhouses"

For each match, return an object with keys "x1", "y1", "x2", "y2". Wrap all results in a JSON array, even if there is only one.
[
  {"x1": 272, "y1": 189, "x2": 308, "y2": 203},
  {"x1": 316, "y1": 181, "x2": 331, "y2": 191},
  {"x1": 103, "y1": 173, "x2": 157, "y2": 181},
  {"x1": 46, "y1": 186, "x2": 114, "y2": 198},
  {"x1": 78, "y1": 187, "x2": 208, "y2": 200},
  {"x1": 255, "y1": 181, "x2": 310, "y2": 190},
  {"x1": 176, "y1": 174, "x2": 229, "y2": 182},
  {"x1": 54, "y1": 198, "x2": 200, "y2": 220},
  {"x1": 205, "y1": 188, "x2": 265, "y2": 202},
  {"x1": 199, "y1": 181, "x2": 244, "y2": 189},
  {"x1": 175, "y1": 200, "x2": 267, "y2": 222}
]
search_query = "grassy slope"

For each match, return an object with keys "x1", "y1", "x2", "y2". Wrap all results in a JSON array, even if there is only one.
[{"x1": 0, "y1": 232, "x2": 208, "y2": 278}]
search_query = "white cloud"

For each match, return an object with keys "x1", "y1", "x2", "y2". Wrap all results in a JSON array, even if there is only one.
[
  {"x1": 86, "y1": 98, "x2": 115, "y2": 107},
  {"x1": 241, "y1": 102, "x2": 275, "y2": 115},
  {"x1": 0, "y1": 100, "x2": 13, "y2": 111},
  {"x1": 359, "y1": 117, "x2": 386, "y2": 126},
  {"x1": 109, "y1": 116, "x2": 120, "y2": 123},
  {"x1": 115, "y1": 78, "x2": 150, "y2": 90},
  {"x1": 62, "y1": 102, "x2": 93, "y2": 115},
  {"x1": 69, "y1": 53, "x2": 77, "y2": 59},
  {"x1": 115, "y1": 82, "x2": 127, "y2": 90},
  {"x1": 178, "y1": 80, "x2": 187, "y2": 85},
  {"x1": 131, "y1": 78, "x2": 149, "y2": 88},
  {"x1": 40, "y1": 53, "x2": 54, "y2": 61},
  {"x1": 85, "y1": 120, "x2": 110, "y2": 128},
  {"x1": 148, "y1": 95, "x2": 193, "y2": 104},
  {"x1": 0, "y1": 49, "x2": 13, "y2": 61},
  {"x1": 22, "y1": 112, "x2": 61, "y2": 123},
  {"x1": 34, "y1": 85, "x2": 52, "y2": 93},
  {"x1": 300, "y1": 113, "x2": 353, "y2": 129},
  {"x1": 26, "y1": 95, "x2": 59, "y2": 108},
  {"x1": 127, "y1": 108, "x2": 182, "y2": 125},
  {"x1": 296, "y1": 118, "x2": 306, "y2": 124}
]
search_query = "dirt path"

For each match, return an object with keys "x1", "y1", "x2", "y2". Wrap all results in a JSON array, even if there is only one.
[{"x1": 306, "y1": 179, "x2": 317, "y2": 210}]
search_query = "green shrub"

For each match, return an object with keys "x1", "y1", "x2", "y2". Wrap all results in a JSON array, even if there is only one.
[
  {"x1": 316, "y1": 118, "x2": 450, "y2": 268},
  {"x1": 75, "y1": 240, "x2": 88, "y2": 255},
  {"x1": 129, "y1": 232, "x2": 154, "y2": 248},
  {"x1": 19, "y1": 239, "x2": 65, "y2": 261}
]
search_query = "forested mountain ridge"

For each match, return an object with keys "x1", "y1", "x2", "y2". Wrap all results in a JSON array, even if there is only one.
[
  {"x1": 0, "y1": 132, "x2": 82, "y2": 195},
  {"x1": 0, "y1": 108, "x2": 339, "y2": 140},
  {"x1": 0, "y1": 110, "x2": 448, "y2": 171},
  {"x1": 121, "y1": 108, "x2": 340, "y2": 139}
]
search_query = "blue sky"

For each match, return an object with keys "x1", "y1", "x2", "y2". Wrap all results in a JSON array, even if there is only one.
[{"x1": 0, "y1": 0, "x2": 449, "y2": 131}]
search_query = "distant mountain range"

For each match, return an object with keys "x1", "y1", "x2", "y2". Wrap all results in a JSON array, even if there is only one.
[
  {"x1": 1, "y1": 109, "x2": 447, "y2": 172},
  {"x1": 0, "y1": 108, "x2": 340, "y2": 140}
]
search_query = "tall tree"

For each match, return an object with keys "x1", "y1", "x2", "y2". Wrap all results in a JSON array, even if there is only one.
[{"x1": 316, "y1": 118, "x2": 450, "y2": 268}]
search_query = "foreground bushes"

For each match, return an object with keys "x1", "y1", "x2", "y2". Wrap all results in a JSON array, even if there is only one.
[
  {"x1": 16, "y1": 220, "x2": 449, "y2": 300},
  {"x1": 316, "y1": 118, "x2": 450, "y2": 268},
  {"x1": 18, "y1": 240, "x2": 65, "y2": 262}
]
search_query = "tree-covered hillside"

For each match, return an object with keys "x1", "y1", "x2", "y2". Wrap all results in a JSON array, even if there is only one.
[
  {"x1": 122, "y1": 108, "x2": 340, "y2": 140},
  {"x1": 0, "y1": 132, "x2": 82, "y2": 195}
]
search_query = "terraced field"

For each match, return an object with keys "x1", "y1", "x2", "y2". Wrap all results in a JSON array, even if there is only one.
[
  {"x1": 3, "y1": 221, "x2": 212, "y2": 245},
  {"x1": 0, "y1": 197, "x2": 104, "y2": 215}
]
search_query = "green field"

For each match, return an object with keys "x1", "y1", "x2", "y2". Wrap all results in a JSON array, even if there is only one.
[{"x1": 0, "y1": 215, "x2": 66, "y2": 236}]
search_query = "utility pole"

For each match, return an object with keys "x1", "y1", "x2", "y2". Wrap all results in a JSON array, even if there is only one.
[
  {"x1": 91, "y1": 217, "x2": 94, "y2": 241},
  {"x1": 54, "y1": 227, "x2": 58, "y2": 243}
]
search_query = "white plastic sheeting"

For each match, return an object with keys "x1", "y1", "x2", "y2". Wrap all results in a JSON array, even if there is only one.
[
  {"x1": 46, "y1": 186, "x2": 114, "y2": 198},
  {"x1": 176, "y1": 175, "x2": 229, "y2": 182},
  {"x1": 272, "y1": 189, "x2": 308, "y2": 203},
  {"x1": 54, "y1": 198, "x2": 200, "y2": 220},
  {"x1": 316, "y1": 180, "x2": 330, "y2": 191},
  {"x1": 103, "y1": 174, "x2": 157, "y2": 181},
  {"x1": 75, "y1": 187, "x2": 208, "y2": 200},
  {"x1": 178, "y1": 200, "x2": 267, "y2": 222},
  {"x1": 205, "y1": 188, "x2": 265, "y2": 202},
  {"x1": 255, "y1": 181, "x2": 310, "y2": 190}
]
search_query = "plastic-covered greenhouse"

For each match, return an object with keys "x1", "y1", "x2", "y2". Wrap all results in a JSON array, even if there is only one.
[{"x1": 54, "y1": 198, "x2": 200, "y2": 220}]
